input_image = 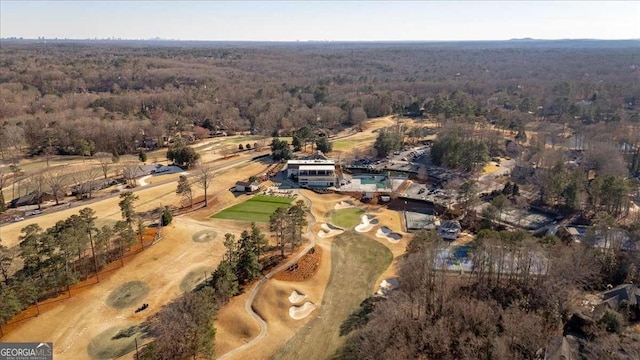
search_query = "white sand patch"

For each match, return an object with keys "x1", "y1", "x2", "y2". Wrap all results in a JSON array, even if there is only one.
[
  {"x1": 355, "y1": 214, "x2": 378, "y2": 233},
  {"x1": 334, "y1": 200, "x2": 355, "y2": 210},
  {"x1": 317, "y1": 223, "x2": 345, "y2": 238},
  {"x1": 289, "y1": 302, "x2": 317, "y2": 320},
  {"x1": 375, "y1": 226, "x2": 403, "y2": 244},
  {"x1": 138, "y1": 175, "x2": 152, "y2": 187},
  {"x1": 288, "y1": 290, "x2": 306, "y2": 304},
  {"x1": 376, "y1": 278, "x2": 399, "y2": 296}
]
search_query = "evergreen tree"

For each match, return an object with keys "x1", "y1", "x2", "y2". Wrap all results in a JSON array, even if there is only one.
[
  {"x1": 315, "y1": 136, "x2": 333, "y2": 153},
  {"x1": 271, "y1": 138, "x2": 292, "y2": 161},
  {"x1": 210, "y1": 260, "x2": 239, "y2": 303}
]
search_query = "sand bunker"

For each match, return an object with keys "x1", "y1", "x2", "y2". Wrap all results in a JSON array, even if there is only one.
[
  {"x1": 375, "y1": 226, "x2": 403, "y2": 243},
  {"x1": 355, "y1": 214, "x2": 379, "y2": 233},
  {"x1": 376, "y1": 278, "x2": 400, "y2": 296},
  {"x1": 334, "y1": 200, "x2": 355, "y2": 210},
  {"x1": 288, "y1": 290, "x2": 306, "y2": 304},
  {"x1": 317, "y1": 222, "x2": 344, "y2": 238},
  {"x1": 87, "y1": 324, "x2": 145, "y2": 360},
  {"x1": 289, "y1": 302, "x2": 317, "y2": 320}
]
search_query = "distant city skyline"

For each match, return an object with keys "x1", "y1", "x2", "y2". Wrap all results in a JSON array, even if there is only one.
[{"x1": 1, "y1": 1, "x2": 638, "y2": 41}]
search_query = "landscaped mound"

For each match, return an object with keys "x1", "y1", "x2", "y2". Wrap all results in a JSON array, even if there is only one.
[
  {"x1": 87, "y1": 324, "x2": 145, "y2": 359},
  {"x1": 289, "y1": 302, "x2": 317, "y2": 320},
  {"x1": 330, "y1": 207, "x2": 365, "y2": 229},
  {"x1": 375, "y1": 226, "x2": 403, "y2": 243},
  {"x1": 288, "y1": 290, "x2": 306, "y2": 304},
  {"x1": 355, "y1": 214, "x2": 378, "y2": 233},
  {"x1": 273, "y1": 246, "x2": 322, "y2": 282},
  {"x1": 317, "y1": 222, "x2": 344, "y2": 238},
  {"x1": 192, "y1": 230, "x2": 218, "y2": 243},
  {"x1": 105, "y1": 281, "x2": 150, "y2": 309}
]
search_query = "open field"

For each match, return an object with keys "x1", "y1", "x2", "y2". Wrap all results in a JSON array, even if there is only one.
[
  {"x1": 0, "y1": 161, "x2": 273, "y2": 358},
  {"x1": 330, "y1": 208, "x2": 365, "y2": 229},
  {"x1": 1, "y1": 117, "x2": 400, "y2": 359},
  {"x1": 212, "y1": 195, "x2": 295, "y2": 223},
  {"x1": 271, "y1": 232, "x2": 392, "y2": 360},
  {"x1": 0, "y1": 218, "x2": 240, "y2": 359},
  {"x1": 331, "y1": 134, "x2": 377, "y2": 150}
]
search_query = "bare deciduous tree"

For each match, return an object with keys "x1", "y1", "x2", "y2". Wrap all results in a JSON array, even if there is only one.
[
  {"x1": 195, "y1": 161, "x2": 214, "y2": 207},
  {"x1": 45, "y1": 167, "x2": 69, "y2": 205}
]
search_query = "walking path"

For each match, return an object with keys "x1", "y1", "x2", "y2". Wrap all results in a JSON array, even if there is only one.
[{"x1": 219, "y1": 191, "x2": 317, "y2": 360}]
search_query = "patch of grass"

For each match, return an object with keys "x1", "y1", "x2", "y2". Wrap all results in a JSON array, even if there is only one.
[
  {"x1": 180, "y1": 266, "x2": 213, "y2": 292},
  {"x1": 192, "y1": 230, "x2": 218, "y2": 243},
  {"x1": 105, "y1": 281, "x2": 150, "y2": 309},
  {"x1": 223, "y1": 135, "x2": 264, "y2": 144},
  {"x1": 87, "y1": 324, "x2": 145, "y2": 359},
  {"x1": 271, "y1": 232, "x2": 392, "y2": 360},
  {"x1": 212, "y1": 195, "x2": 295, "y2": 222},
  {"x1": 332, "y1": 136, "x2": 376, "y2": 150},
  {"x1": 330, "y1": 208, "x2": 365, "y2": 229}
]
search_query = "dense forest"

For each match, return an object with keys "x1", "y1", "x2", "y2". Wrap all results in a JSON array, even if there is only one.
[
  {"x1": 1, "y1": 40, "x2": 640, "y2": 358},
  {"x1": 0, "y1": 41, "x2": 638, "y2": 159}
]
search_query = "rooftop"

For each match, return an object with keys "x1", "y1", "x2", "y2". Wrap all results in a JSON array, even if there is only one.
[{"x1": 287, "y1": 159, "x2": 335, "y2": 165}]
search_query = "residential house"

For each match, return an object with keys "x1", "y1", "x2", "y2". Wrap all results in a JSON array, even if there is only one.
[
  {"x1": 235, "y1": 181, "x2": 260, "y2": 193},
  {"x1": 438, "y1": 220, "x2": 461, "y2": 240}
]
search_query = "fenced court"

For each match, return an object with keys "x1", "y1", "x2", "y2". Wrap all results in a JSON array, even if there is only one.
[{"x1": 212, "y1": 195, "x2": 295, "y2": 222}]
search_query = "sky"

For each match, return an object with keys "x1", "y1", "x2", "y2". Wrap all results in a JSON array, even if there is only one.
[{"x1": 1, "y1": 1, "x2": 639, "y2": 41}]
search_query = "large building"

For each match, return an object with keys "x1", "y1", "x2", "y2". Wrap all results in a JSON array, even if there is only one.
[{"x1": 286, "y1": 159, "x2": 336, "y2": 187}]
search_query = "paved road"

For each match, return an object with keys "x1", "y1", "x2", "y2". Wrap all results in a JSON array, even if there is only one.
[
  {"x1": 0, "y1": 150, "x2": 270, "y2": 228},
  {"x1": 218, "y1": 191, "x2": 317, "y2": 360}
]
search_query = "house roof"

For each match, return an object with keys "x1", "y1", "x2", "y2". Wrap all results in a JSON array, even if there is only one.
[
  {"x1": 236, "y1": 181, "x2": 259, "y2": 187},
  {"x1": 601, "y1": 284, "x2": 640, "y2": 307},
  {"x1": 544, "y1": 335, "x2": 580, "y2": 360},
  {"x1": 299, "y1": 165, "x2": 335, "y2": 171},
  {"x1": 287, "y1": 159, "x2": 335, "y2": 166},
  {"x1": 439, "y1": 220, "x2": 461, "y2": 231}
]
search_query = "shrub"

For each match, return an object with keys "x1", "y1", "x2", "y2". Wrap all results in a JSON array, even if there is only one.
[
  {"x1": 161, "y1": 209, "x2": 173, "y2": 226},
  {"x1": 599, "y1": 310, "x2": 624, "y2": 333}
]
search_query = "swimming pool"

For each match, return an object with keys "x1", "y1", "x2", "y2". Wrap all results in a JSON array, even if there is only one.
[{"x1": 357, "y1": 175, "x2": 388, "y2": 189}]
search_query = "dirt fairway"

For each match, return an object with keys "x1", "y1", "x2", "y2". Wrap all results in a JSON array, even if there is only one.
[
  {"x1": 0, "y1": 159, "x2": 270, "y2": 359},
  {"x1": 0, "y1": 218, "x2": 235, "y2": 359}
]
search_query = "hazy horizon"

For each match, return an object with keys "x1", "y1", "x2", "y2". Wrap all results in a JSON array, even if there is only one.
[{"x1": 2, "y1": 1, "x2": 639, "y2": 42}]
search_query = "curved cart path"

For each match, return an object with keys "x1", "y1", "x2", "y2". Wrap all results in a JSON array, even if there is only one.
[{"x1": 219, "y1": 192, "x2": 317, "y2": 360}]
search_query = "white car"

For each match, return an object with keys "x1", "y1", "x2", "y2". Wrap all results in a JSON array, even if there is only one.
[{"x1": 13, "y1": 217, "x2": 25, "y2": 222}]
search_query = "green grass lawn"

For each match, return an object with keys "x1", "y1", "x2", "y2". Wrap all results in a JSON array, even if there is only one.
[
  {"x1": 271, "y1": 232, "x2": 393, "y2": 360},
  {"x1": 330, "y1": 208, "x2": 365, "y2": 229},
  {"x1": 212, "y1": 195, "x2": 295, "y2": 222},
  {"x1": 331, "y1": 135, "x2": 376, "y2": 150}
]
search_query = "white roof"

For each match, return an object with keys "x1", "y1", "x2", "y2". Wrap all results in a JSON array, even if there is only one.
[
  {"x1": 287, "y1": 159, "x2": 335, "y2": 165},
  {"x1": 299, "y1": 165, "x2": 335, "y2": 171}
]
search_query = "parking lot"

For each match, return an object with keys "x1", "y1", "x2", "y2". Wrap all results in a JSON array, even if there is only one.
[{"x1": 347, "y1": 145, "x2": 431, "y2": 173}]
